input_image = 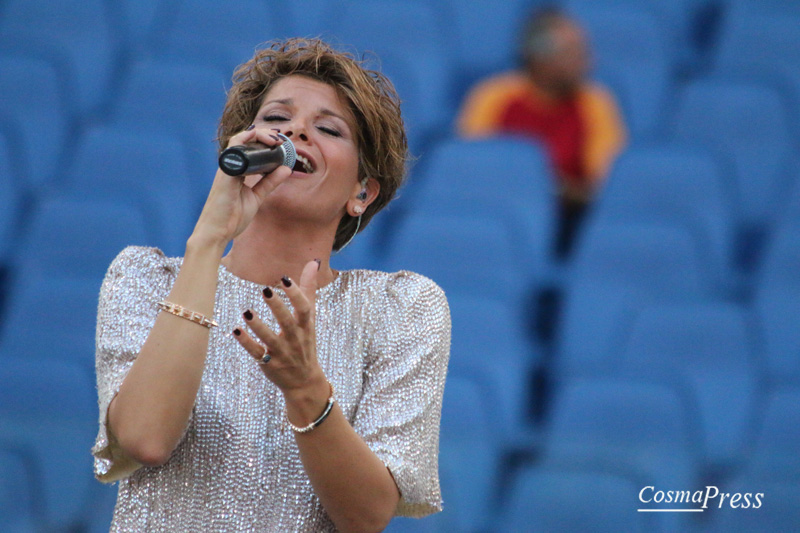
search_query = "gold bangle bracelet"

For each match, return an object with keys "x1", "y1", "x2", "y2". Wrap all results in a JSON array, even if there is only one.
[{"x1": 157, "y1": 300, "x2": 218, "y2": 329}]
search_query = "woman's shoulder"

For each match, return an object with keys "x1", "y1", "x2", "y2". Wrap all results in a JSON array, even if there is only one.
[{"x1": 344, "y1": 268, "x2": 448, "y2": 308}]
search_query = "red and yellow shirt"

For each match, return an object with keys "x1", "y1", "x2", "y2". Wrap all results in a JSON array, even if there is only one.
[{"x1": 457, "y1": 72, "x2": 626, "y2": 190}]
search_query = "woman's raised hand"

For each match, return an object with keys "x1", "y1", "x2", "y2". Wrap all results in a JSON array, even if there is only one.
[
  {"x1": 233, "y1": 259, "x2": 328, "y2": 399},
  {"x1": 191, "y1": 126, "x2": 292, "y2": 249}
]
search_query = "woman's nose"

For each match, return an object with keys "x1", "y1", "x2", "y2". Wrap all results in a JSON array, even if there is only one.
[{"x1": 282, "y1": 130, "x2": 308, "y2": 142}]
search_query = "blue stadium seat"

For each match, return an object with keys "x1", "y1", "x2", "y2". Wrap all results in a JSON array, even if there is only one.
[
  {"x1": 712, "y1": 8, "x2": 800, "y2": 142},
  {"x1": 565, "y1": 0, "x2": 700, "y2": 72},
  {"x1": 437, "y1": 375, "x2": 505, "y2": 533},
  {"x1": 592, "y1": 146, "x2": 739, "y2": 297},
  {"x1": 0, "y1": 446, "x2": 35, "y2": 533},
  {"x1": 620, "y1": 302, "x2": 762, "y2": 470},
  {"x1": 724, "y1": 0, "x2": 800, "y2": 17},
  {"x1": 706, "y1": 387, "x2": 800, "y2": 531},
  {"x1": 563, "y1": 4, "x2": 673, "y2": 140},
  {"x1": 0, "y1": 0, "x2": 119, "y2": 116},
  {"x1": 543, "y1": 378, "x2": 698, "y2": 491},
  {"x1": 556, "y1": 222, "x2": 707, "y2": 378},
  {"x1": 383, "y1": 211, "x2": 530, "y2": 305},
  {"x1": 530, "y1": 377, "x2": 698, "y2": 530},
  {"x1": 565, "y1": 4, "x2": 674, "y2": 71},
  {"x1": 706, "y1": 478, "x2": 800, "y2": 533},
  {"x1": 447, "y1": 293, "x2": 541, "y2": 444},
  {"x1": 106, "y1": 0, "x2": 182, "y2": 54},
  {"x1": 366, "y1": 48, "x2": 453, "y2": 154},
  {"x1": 746, "y1": 387, "x2": 800, "y2": 477},
  {"x1": 782, "y1": 176, "x2": 800, "y2": 228},
  {"x1": 11, "y1": 196, "x2": 149, "y2": 282},
  {"x1": 434, "y1": 0, "x2": 533, "y2": 99},
  {"x1": 754, "y1": 220, "x2": 800, "y2": 386},
  {"x1": 152, "y1": 0, "x2": 285, "y2": 75},
  {"x1": 0, "y1": 53, "x2": 69, "y2": 190},
  {"x1": 495, "y1": 458, "x2": 661, "y2": 532},
  {"x1": 275, "y1": 0, "x2": 336, "y2": 38},
  {"x1": 668, "y1": 78, "x2": 796, "y2": 257},
  {"x1": 0, "y1": 279, "x2": 101, "y2": 373},
  {"x1": 592, "y1": 60, "x2": 672, "y2": 142},
  {"x1": 109, "y1": 57, "x2": 230, "y2": 204},
  {"x1": 325, "y1": 0, "x2": 454, "y2": 151},
  {"x1": 410, "y1": 136, "x2": 556, "y2": 276},
  {"x1": 0, "y1": 131, "x2": 21, "y2": 267},
  {"x1": 0, "y1": 356, "x2": 98, "y2": 531},
  {"x1": 63, "y1": 125, "x2": 195, "y2": 257},
  {"x1": 715, "y1": 10, "x2": 800, "y2": 77}
]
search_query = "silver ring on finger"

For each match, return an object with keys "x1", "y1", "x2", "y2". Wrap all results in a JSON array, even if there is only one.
[{"x1": 258, "y1": 344, "x2": 271, "y2": 365}]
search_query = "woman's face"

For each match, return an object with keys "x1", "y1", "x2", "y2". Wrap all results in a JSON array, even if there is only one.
[{"x1": 251, "y1": 75, "x2": 362, "y2": 224}]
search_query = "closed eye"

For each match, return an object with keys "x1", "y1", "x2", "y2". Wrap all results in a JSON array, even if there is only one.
[{"x1": 318, "y1": 126, "x2": 341, "y2": 137}]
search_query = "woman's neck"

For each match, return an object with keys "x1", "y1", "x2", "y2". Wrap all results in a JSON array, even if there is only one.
[{"x1": 220, "y1": 215, "x2": 338, "y2": 288}]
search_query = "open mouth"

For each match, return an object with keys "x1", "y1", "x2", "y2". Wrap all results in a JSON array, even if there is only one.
[{"x1": 292, "y1": 154, "x2": 314, "y2": 174}]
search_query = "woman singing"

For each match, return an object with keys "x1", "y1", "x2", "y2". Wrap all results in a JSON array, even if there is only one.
[{"x1": 92, "y1": 38, "x2": 450, "y2": 532}]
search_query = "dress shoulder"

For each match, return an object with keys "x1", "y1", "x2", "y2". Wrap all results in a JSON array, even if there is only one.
[
  {"x1": 102, "y1": 246, "x2": 176, "y2": 283},
  {"x1": 370, "y1": 269, "x2": 448, "y2": 306}
]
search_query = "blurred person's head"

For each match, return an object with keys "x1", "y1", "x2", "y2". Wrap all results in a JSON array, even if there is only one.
[
  {"x1": 520, "y1": 8, "x2": 591, "y2": 98},
  {"x1": 218, "y1": 38, "x2": 408, "y2": 251}
]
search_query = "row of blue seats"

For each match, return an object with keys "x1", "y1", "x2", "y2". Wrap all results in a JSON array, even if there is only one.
[
  {"x1": 3, "y1": 0, "x2": 800, "y2": 193},
  {"x1": 1, "y1": 114, "x2": 798, "y2": 288},
  {"x1": 4, "y1": 346, "x2": 797, "y2": 532},
  {"x1": 401, "y1": 374, "x2": 800, "y2": 533},
  {"x1": 2, "y1": 131, "x2": 800, "y2": 375}
]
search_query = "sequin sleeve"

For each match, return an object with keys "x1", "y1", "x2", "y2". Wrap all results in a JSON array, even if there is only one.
[
  {"x1": 353, "y1": 271, "x2": 451, "y2": 518},
  {"x1": 92, "y1": 246, "x2": 176, "y2": 482}
]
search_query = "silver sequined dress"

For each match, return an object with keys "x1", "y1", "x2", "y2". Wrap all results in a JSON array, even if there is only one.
[{"x1": 92, "y1": 246, "x2": 450, "y2": 532}]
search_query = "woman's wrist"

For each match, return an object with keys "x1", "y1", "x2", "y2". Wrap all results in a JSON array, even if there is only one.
[
  {"x1": 283, "y1": 374, "x2": 332, "y2": 427},
  {"x1": 185, "y1": 230, "x2": 229, "y2": 258}
]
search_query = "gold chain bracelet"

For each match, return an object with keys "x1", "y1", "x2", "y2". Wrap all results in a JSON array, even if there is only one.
[{"x1": 157, "y1": 300, "x2": 218, "y2": 329}]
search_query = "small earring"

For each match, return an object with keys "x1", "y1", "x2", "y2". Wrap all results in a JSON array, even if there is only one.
[{"x1": 354, "y1": 205, "x2": 364, "y2": 215}]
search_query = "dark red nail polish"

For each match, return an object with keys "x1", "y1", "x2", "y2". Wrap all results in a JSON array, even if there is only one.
[
  {"x1": 263, "y1": 287, "x2": 273, "y2": 298},
  {"x1": 246, "y1": 124, "x2": 255, "y2": 131},
  {"x1": 281, "y1": 276, "x2": 292, "y2": 288},
  {"x1": 269, "y1": 134, "x2": 280, "y2": 141},
  {"x1": 314, "y1": 259, "x2": 321, "y2": 270},
  {"x1": 271, "y1": 128, "x2": 281, "y2": 133},
  {"x1": 233, "y1": 328, "x2": 241, "y2": 336},
  {"x1": 243, "y1": 309, "x2": 253, "y2": 320}
]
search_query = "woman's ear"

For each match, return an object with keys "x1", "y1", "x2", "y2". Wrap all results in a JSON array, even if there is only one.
[
  {"x1": 362, "y1": 178, "x2": 380, "y2": 207},
  {"x1": 348, "y1": 178, "x2": 380, "y2": 216}
]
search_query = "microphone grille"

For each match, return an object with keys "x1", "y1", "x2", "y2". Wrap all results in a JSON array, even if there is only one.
[{"x1": 277, "y1": 133, "x2": 296, "y2": 169}]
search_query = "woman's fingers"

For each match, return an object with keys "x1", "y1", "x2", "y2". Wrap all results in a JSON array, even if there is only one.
[
  {"x1": 298, "y1": 260, "x2": 321, "y2": 310},
  {"x1": 227, "y1": 126, "x2": 284, "y2": 152},
  {"x1": 262, "y1": 281, "x2": 304, "y2": 341},
  {"x1": 235, "y1": 268, "x2": 318, "y2": 368},
  {"x1": 241, "y1": 308, "x2": 282, "y2": 352},
  {"x1": 232, "y1": 326, "x2": 270, "y2": 364}
]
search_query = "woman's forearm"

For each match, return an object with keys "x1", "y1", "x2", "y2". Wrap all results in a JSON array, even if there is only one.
[
  {"x1": 107, "y1": 236, "x2": 226, "y2": 466},
  {"x1": 289, "y1": 384, "x2": 400, "y2": 533}
]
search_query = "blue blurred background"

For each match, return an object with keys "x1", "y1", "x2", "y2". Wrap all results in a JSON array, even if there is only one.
[{"x1": 1, "y1": 0, "x2": 799, "y2": 531}]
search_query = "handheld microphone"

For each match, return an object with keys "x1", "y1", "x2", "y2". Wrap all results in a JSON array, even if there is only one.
[{"x1": 218, "y1": 133, "x2": 297, "y2": 176}]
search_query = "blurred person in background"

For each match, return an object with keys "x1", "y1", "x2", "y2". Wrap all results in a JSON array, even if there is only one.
[
  {"x1": 457, "y1": 7, "x2": 626, "y2": 257},
  {"x1": 93, "y1": 38, "x2": 450, "y2": 532}
]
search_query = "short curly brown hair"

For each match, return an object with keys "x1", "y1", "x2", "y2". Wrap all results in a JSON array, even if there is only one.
[{"x1": 218, "y1": 38, "x2": 408, "y2": 251}]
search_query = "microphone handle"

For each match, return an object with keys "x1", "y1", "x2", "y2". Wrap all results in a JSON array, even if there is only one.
[{"x1": 218, "y1": 143, "x2": 286, "y2": 176}]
